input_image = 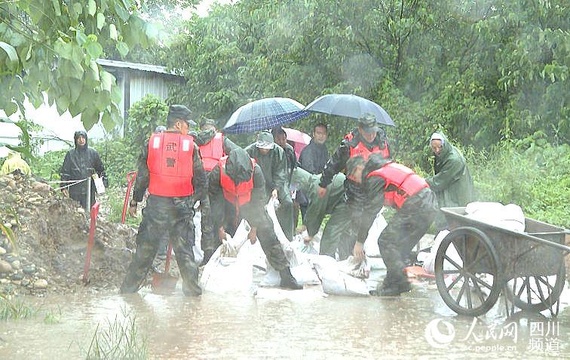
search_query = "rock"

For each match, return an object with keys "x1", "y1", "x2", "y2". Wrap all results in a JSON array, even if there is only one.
[
  {"x1": 22, "y1": 264, "x2": 37, "y2": 274},
  {"x1": 11, "y1": 260, "x2": 21, "y2": 270},
  {"x1": 10, "y1": 272, "x2": 24, "y2": 281},
  {"x1": 0, "y1": 247, "x2": 6, "y2": 255},
  {"x1": 32, "y1": 182, "x2": 52, "y2": 192},
  {"x1": 0, "y1": 260, "x2": 13, "y2": 273},
  {"x1": 33, "y1": 279, "x2": 48, "y2": 289}
]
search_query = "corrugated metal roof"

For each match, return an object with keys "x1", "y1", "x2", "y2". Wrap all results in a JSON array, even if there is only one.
[{"x1": 96, "y1": 59, "x2": 180, "y2": 76}]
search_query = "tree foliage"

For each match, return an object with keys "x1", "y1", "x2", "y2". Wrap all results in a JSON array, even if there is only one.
[
  {"x1": 165, "y1": 0, "x2": 569, "y2": 160},
  {"x1": 0, "y1": 0, "x2": 157, "y2": 130}
]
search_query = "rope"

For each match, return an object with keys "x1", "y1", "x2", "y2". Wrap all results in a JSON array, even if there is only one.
[{"x1": 50, "y1": 177, "x2": 90, "y2": 192}]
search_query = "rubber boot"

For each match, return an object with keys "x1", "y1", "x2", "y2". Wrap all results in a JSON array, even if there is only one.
[{"x1": 279, "y1": 267, "x2": 302, "y2": 290}]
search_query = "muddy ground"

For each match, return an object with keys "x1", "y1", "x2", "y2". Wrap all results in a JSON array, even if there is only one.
[{"x1": 0, "y1": 173, "x2": 137, "y2": 297}]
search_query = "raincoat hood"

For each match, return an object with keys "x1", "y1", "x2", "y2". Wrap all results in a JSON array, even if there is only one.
[
  {"x1": 193, "y1": 129, "x2": 216, "y2": 146},
  {"x1": 226, "y1": 148, "x2": 253, "y2": 185},
  {"x1": 430, "y1": 132, "x2": 451, "y2": 157},
  {"x1": 74, "y1": 130, "x2": 88, "y2": 149},
  {"x1": 363, "y1": 153, "x2": 392, "y2": 175}
]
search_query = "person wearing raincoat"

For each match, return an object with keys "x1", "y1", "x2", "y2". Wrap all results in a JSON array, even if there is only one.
[
  {"x1": 289, "y1": 167, "x2": 354, "y2": 260},
  {"x1": 245, "y1": 131, "x2": 295, "y2": 242},
  {"x1": 192, "y1": 119, "x2": 240, "y2": 266},
  {"x1": 208, "y1": 148, "x2": 302, "y2": 290},
  {"x1": 348, "y1": 154, "x2": 437, "y2": 296},
  {"x1": 298, "y1": 123, "x2": 329, "y2": 220},
  {"x1": 1, "y1": 151, "x2": 31, "y2": 176},
  {"x1": 60, "y1": 130, "x2": 107, "y2": 210},
  {"x1": 426, "y1": 132, "x2": 475, "y2": 230}
]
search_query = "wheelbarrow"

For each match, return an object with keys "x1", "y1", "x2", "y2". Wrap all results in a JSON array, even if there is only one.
[{"x1": 434, "y1": 207, "x2": 570, "y2": 317}]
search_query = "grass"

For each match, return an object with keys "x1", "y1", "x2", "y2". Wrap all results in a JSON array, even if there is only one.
[
  {"x1": 0, "y1": 295, "x2": 37, "y2": 320},
  {"x1": 84, "y1": 312, "x2": 148, "y2": 360},
  {"x1": 43, "y1": 305, "x2": 62, "y2": 324}
]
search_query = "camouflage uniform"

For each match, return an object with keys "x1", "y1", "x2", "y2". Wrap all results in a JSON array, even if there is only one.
[
  {"x1": 245, "y1": 137, "x2": 294, "y2": 241},
  {"x1": 193, "y1": 128, "x2": 240, "y2": 261},
  {"x1": 208, "y1": 148, "x2": 300, "y2": 289},
  {"x1": 120, "y1": 130, "x2": 207, "y2": 296}
]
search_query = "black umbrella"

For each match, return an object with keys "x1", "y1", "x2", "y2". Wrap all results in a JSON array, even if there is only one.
[
  {"x1": 223, "y1": 97, "x2": 310, "y2": 134},
  {"x1": 305, "y1": 94, "x2": 395, "y2": 126}
]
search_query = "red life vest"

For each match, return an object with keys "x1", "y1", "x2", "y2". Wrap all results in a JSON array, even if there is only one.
[
  {"x1": 345, "y1": 132, "x2": 390, "y2": 160},
  {"x1": 219, "y1": 156, "x2": 255, "y2": 206},
  {"x1": 367, "y1": 162, "x2": 428, "y2": 209},
  {"x1": 147, "y1": 132, "x2": 195, "y2": 197},
  {"x1": 199, "y1": 132, "x2": 225, "y2": 172}
]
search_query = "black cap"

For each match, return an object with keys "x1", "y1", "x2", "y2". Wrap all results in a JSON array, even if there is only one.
[
  {"x1": 168, "y1": 105, "x2": 196, "y2": 126},
  {"x1": 358, "y1": 113, "x2": 379, "y2": 133}
]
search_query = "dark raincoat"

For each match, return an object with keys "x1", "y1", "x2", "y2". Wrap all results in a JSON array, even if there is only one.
[
  {"x1": 299, "y1": 139, "x2": 329, "y2": 175},
  {"x1": 191, "y1": 128, "x2": 239, "y2": 253},
  {"x1": 208, "y1": 148, "x2": 290, "y2": 271},
  {"x1": 290, "y1": 168, "x2": 345, "y2": 238},
  {"x1": 60, "y1": 131, "x2": 106, "y2": 210}
]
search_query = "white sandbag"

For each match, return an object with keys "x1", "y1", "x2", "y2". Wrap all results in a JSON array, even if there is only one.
[
  {"x1": 311, "y1": 255, "x2": 370, "y2": 296},
  {"x1": 259, "y1": 258, "x2": 321, "y2": 287},
  {"x1": 199, "y1": 220, "x2": 258, "y2": 293},
  {"x1": 292, "y1": 230, "x2": 319, "y2": 255},
  {"x1": 363, "y1": 209, "x2": 387, "y2": 257},
  {"x1": 266, "y1": 198, "x2": 300, "y2": 266},
  {"x1": 199, "y1": 248, "x2": 254, "y2": 293},
  {"x1": 465, "y1": 202, "x2": 525, "y2": 232},
  {"x1": 337, "y1": 256, "x2": 371, "y2": 279},
  {"x1": 421, "y1": 230, "x2": 449, "y2": 274}
]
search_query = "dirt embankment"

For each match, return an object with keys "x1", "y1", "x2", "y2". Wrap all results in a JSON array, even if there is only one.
[{"x1": 0, "y1": 174, "x2": 136, "y2": 297}]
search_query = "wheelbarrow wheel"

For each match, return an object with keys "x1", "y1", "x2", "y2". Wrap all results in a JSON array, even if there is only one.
[
  {"x1": 434, "y1": 227, "x2": 502, "y2": 316},
  {"x1": 506, "y1": 263, "x2": 566, "y2": 312}
]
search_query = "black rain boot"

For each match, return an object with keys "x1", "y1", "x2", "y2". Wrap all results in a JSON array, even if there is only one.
[{"x1": 279, "y1": 267, "x2": 302, "y2": 290}]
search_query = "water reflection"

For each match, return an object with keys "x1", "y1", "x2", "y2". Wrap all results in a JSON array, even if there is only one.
[{"x1": 1, "y1": 281, "x2": 569, "y2": 359}]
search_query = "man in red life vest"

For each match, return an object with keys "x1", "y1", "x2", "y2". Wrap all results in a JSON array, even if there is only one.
[
  {"x1": 193, "y1": 119, "x2": 239, "y2": 266},
  {"x1": 121, "y1": 105, "x2": 207, "y2": 296},
  {"x1": 317, "y1": 113, "x2": 391, "y2": 199},
  {"x1": 347, "y1": 154, "x2": 437, "y2": 296},
  {"x1": 208, "y1": 148, "x2": 302, "y2": 290}
]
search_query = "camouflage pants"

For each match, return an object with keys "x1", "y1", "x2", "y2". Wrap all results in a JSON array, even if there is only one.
[
  {"x1": 319, "y1": 201, "x2": 355, "y2": 261},
  {"x1": 120, "y1": 195, "x2": 201, "y2": 295},
  {"x1": 252, "y1": 214, "x2": 290, "y2": 272},
  {"x1": 275, "y1": 195, "x2": 294, "y2": 242},
  {"x1": 379, "y1": 189, "x2": 437, "y2": 285}
]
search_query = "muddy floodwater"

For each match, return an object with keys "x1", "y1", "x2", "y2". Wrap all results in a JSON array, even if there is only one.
[{"x1": 2, "y1": 279, "x2": 569, "y2": 359}]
